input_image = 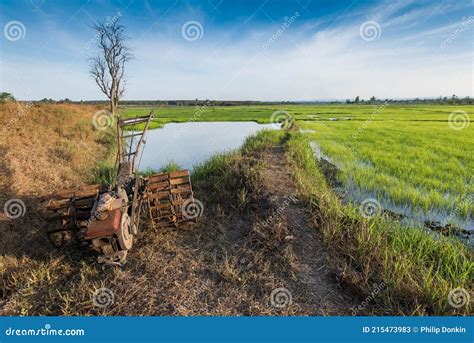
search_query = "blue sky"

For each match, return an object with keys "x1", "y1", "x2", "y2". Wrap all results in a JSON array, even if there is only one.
[{"x1": 0, "y1": 0, "x2": 472, "y2": 100}]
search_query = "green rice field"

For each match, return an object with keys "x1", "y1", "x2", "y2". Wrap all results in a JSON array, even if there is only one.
[
  {"x1": 297, "y1": 106, "x2": 473, "y2": 227},
  {"x1": 121, "y1": 104, "x2": 473, "y2": 229}
]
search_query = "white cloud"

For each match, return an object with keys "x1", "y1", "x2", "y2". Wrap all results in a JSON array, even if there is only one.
[{"x1": 1, "y1": 4, "x2": 472, "y2": 101}]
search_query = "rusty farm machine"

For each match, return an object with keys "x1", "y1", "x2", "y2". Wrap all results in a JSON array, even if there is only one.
[{"x1": 44, "y1": 113, "x2": 196, "y2": 266}]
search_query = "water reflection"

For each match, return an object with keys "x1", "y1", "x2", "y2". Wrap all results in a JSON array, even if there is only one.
[{"x1": 132, "y1": 121, "x2": 277, "y2": 171}]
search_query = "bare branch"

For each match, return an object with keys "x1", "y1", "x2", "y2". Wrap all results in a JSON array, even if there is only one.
[{"x1": 89, "y1": 19, "x2": 133, "y2": 114}]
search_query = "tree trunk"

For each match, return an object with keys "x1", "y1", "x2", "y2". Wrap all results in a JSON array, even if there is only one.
[{"x1": 110, "y1": 100, "x2": 115, "y2": 116}]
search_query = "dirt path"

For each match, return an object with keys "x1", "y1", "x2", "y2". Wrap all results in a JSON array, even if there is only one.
[
  {"x1": 259, "y1": 146, "x2": 359, "y2": 315},
  {"x1": 1, "y1": 142, "x2": 363, "y2": 316}
]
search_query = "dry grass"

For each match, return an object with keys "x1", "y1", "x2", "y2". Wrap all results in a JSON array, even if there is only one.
[
  {"x1": 1, "y1": 112, "x2": 357, "y2": 316},
  {"x1": 0, "y1": 150, "x2": 323, "y2": 315},
  {"x1": 0, "y1": 102, "x2": 113, "y2": 198},
  {"x1": 0, "y1": 103, "x2": 114, "y2": 314},
  {"x1": 2, "y1": 105, "x2": 470, "y2": 316}
]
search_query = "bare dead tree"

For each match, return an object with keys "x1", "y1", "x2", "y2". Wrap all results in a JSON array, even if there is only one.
[{"x1": 89, "y1": 20, "x2": 132, "y2": 116}]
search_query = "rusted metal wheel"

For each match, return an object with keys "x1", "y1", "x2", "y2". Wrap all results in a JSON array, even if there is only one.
[
  {"x1": 117, "y1": 212, "x2": 134, "y2": 250},
  {"x1": 44, "y1": 184, "x2": 105, "y2": 247},
  {"x1": 145, "y1": 170, "x2": 195, "y2": 228}
]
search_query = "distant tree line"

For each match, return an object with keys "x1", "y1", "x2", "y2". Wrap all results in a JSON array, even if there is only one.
[
  {"x1": 38, "y1": 98, "x2": 73, "y2": 104},
  {"x1": 36, "y1": 99, "x2": 298, "y2": 106},
  {"x1": 37, "y1": 95, "x2": 474, "y2": 106},
  {"x1": 2, "y1": 92, "x2": 473, "y2": 106},
  {"x1": 345, "y1": 95, "x2": 473, "y2": 105}
]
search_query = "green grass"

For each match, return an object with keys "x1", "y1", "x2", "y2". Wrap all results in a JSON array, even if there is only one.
[
  {"x1": 120, "y1": 103, "x2": 473, "y2": 223},
  {"x1": 139, "y1": 161, "x2": 182, "y2": 176},
  {"x1": 191, "y1": 128, "x2": 473, "y2": 314},
  {"x1": 297, "y1": 105, "x2": 473, "y2": 222},
  {"x1": 89, "y1": 163, "x2": 118, "y2": 185},
  {"x1": 90, "y1": 122, "x2": 472, "y2": 315},
  {"x1": 120, "y1": 103, "x2": 472, "y2": 128},
  {"x1": 90, "y1": 161, "x2": 183, "y2": 185},
  {"x1": 191, "y1": 130, "x2": 286, "y2": 210},
  {"x1": 285, "y1": 132, "x2": 473, "y2": 315},
  {"x1": 119, "y1": 105, "x2": 280, "y2": 129}
]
